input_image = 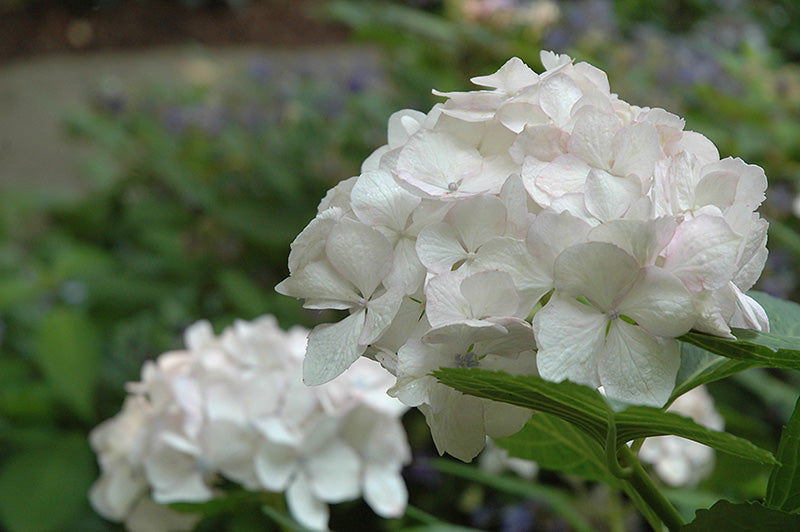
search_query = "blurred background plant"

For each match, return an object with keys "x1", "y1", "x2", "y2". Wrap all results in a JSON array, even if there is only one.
[{"x1": 1, "y1": 1, "x2": 800, "y2": 531}]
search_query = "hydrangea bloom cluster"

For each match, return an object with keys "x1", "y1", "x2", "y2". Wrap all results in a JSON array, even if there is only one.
[
  {"x1": 277, "y1": 51, "x2": 768, "y2": 461},
  {"x1": 89, "y1": 315, "x2": 410, "y2": 531},
  {"x1": 639, "y1": 386, "x2": 724, "y2": 487}
]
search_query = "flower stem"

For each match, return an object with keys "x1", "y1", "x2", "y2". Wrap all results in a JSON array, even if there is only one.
[{"x1": 617, "y1": 444, "x2": 685, "y2": 532}]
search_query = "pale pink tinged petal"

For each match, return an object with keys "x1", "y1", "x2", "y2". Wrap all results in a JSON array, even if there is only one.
[
  {"x1": 640, "y1": 107, "x2": 685, "y2": 142},
  {"x1": 670, "y1": 131, "x2": 720, "y2": 164},
  {"x1": 425, "y1": 392, "x2": 487, "y2": 462},
  {"x1": 89, "y1": 472, "x2": 145, "y2": 520},
  {"x1": 254, "y1": 441, "x2": 297, "y2": 491},
  {"x1": 535, "y1": 154, "x2": 592, "y2": 197},
  {"x1": 472, "y1": 236, "x2": 552, "y2": 309},
  {"x1": 729, "y1": 283, "x2": 770, "y2": 332},
  {"x1": 706, "y1": 157, "x2": 767, "y2": 210},
  {"x1": 574, "y1": 61, "x2": 610, "y2": 93},
  {"x1": 668, "y1": 152, "x2": 698, "y2": 213},
  {"x1": 584, "y1": 168, "x2": 641, "y2": 221},
  {"x1": 520, "y1": 156, "x2": 551, "y2": 207},
  {"x1": 567, "y1": 107, "x2": 621, "y2": 170},
  {"x1": 425, "y1": 272, "x2": 470, "y2": 328},
  {"x1": 533, "y1": 296, "x2": 607, "y2": 387},
  {"x1": 527, "y1": 209, "x2": 591, "y2": 264},
  {"x1": 477, "y1": 120, "x2": 518, "y2": 156},
  {"x1": 470, "y1": 57, "x2": 539, "y2": 93},
  {"x1": 303, "y1": 309, "x2": 367, "y2": 385},
  {"x1": 417, "y1": 222, "x2": 469, "y2": 273},
  {"x1": 451, "y1": 195, "x2": 508, "y2": 251},
  {"x1": 387, "y1": 109, "x2": 426, "y2": 147},
  {"x1": 361, "y1": 145, "x2": 388, "y2": 173},
  {"x1": 183, "y1": 320, "x2": 213, "y2": 351},
  {"x1": 599, "y1": 321, "x2": 680, "y2": 407},
  {"x1": 460, "y1": 270, "x2": 521, "y2": 318},
  {"x1": 433, "y1": 91, "x2": 504, "y2": 122},
  {"x1": 286, "y1": 474, "x2": 330, "y2": 531},
  {"x1": 540, "y1": 50, "x2": 573, "y2": 71},
  {"x1": 326, "y1": 218, "x2": 393, "y2": 299},
  {"x1": 465, "y1": 154, "x2": 518, "y2": 195},
  {"x1": 482, "y1": 400, "x2": 532, "y2": 439},
  {"x1": 509, "y1": 124, "x2": 568, "y2": 163},
  {"x1": 735, "y1": 245, "x2": 768, "y2": 292},
  {"x1": 145, "y1": 451, "x2": 212, "y2": 504},
  {"x1": 691, "y1": 289, "x2": 735, "y2": 338},
  {"x1": 364, "y1": 465, "x2": 408, "y2": 518},
  {"x1": 539, "y1": 73, "x2": 582, "y2": 126},
  {"x1": 548, "y1": 193, "x2": 597, "y2": 225},
  {"x1": 306, "y1": 443, "x2": 362, "y2": 503},
  {"x1": 662, "y1": 215, "x2": 740, "y2": 292},
  {"x1": 351, "y1": 170, "x2": 421, "y2": 231},
  {"x1": 287, "y1": 208, "x2": 344, "y2": 273},
  {"x1": 499, "y1": 174, "x2": 531, "y2": 237},
  {"x1": 619, "y1": 266, "x2": 695, "y2": 338},
  {"x1": 588, "y1": 217, "x2": 677, "y2": 266},
  {"x1": 553, "y1": 242, "x2": 639, "y2": 310},
  {"x1": 275, "y1": 260, "x2": 359, "y2": 308},
  {"x1": 611, "y1": 122, "x2": 661, "y2": 180},
  {"x1": 694, "y1": 170, "x2": 738, "y2": 209},
  {"x1": 496, "y1": 101, "x2": 549, "y2": 133},
  {"x1": 361, "y1": 287, "x2": 404, "y2": 345}
]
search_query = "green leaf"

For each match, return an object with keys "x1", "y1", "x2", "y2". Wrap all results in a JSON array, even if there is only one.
[
  {"x1": 34, "y1": 307, "x2": 101, "y2": 419},
  {"x1": 431, "y1": 457, "x2": 596, "y2": 532},
  {"x1": 749, "y1": 291, "x2": 800, "y2": 337},
  {"x1": 260, "y1": 505, "x2": 317, "y2": 532},
  {"x1": 0, "y1": 434, "x2": 94, "y2": 532},
  {"x1": 494, "y1": 413, "x2": 617, "y2": 486},
  {"x1": 217, "y1": 270, "x2": 270, "y2": 318},
  {"x1": 435, "y1": 369, "x2": 776, "y2": 465},
  {"x1": 766, "y1": 395, "x2": 800, "y2": 512},
  {"x1": 679, "y1": 328, "x2": 800, "y2": 371},
  {"x1": 681, "y1": 500, "x2": 800, "y2": 531}
]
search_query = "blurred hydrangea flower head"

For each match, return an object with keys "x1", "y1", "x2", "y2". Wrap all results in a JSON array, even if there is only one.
[
  {"x1": 89, "y1": 315, "x2": 410, "y2": 531},
  {"x1": 277, "y1": 51, "x2": 769, "y2": 459}
]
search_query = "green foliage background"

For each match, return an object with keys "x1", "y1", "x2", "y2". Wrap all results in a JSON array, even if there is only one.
[{"x1": 2, "y1": 1, "x2": 800, "y2": 531}]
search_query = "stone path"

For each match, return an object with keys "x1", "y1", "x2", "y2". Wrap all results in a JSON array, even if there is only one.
[{"x1": 0, "y1": 45, "x2": 381, "y2": 195}]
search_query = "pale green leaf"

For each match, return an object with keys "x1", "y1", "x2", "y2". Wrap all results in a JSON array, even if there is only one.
[
  {"x1": 766, "y1": 395, "x2": 800, "y2": 512},
  {"x1": 681, "y1": 500, "x2": 800, "y2": 531}
]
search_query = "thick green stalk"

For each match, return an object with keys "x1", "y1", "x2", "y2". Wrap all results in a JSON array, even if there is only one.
[{"x1": 618, "y1": 445, "x2": 685, "y2": 532}]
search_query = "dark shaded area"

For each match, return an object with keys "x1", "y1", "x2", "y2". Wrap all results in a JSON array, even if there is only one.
[{"x1": 0, "y1": 0, "x2": 349, "y2": 64}]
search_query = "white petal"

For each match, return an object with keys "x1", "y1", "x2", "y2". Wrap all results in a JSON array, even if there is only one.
[
  {"x1": 470, "y1": 57, "x2": 538, "y2": 93},
  {"x1": 416, "y1": 222, "x2": 469, "y2": 273},
  {"x1": 618, "y1": 266, "x2": 695, "y2": 338},
  {"x1": 423, "y1": 392, "x2": 487, "y2": 462},
  {"x1": 395, "y1": 131, "x2": 483, "y2": 197},
  {"x1": 254, "y1": 441, "x2": 297, "y2": 492},
  {"x1": 460, "y1": 270, "x2": 520, "y2": 319},
  {"x1": 363, "y1": 465, "x2": 408, "y2": 518},
  {"x1": 304, "y1": 309, "x2": 367, "y2": 385},
  {"x1": 275, "y1": 260, "x2": 360, "y2": 308},
  {"x1": 361, "y1": 287, "x2": 404, "y2": 345},
  {"x1": 533, "y1": 296, "x2": 606, "y2": 387},
  {"x1": 598, "y1": 321, "x2": 680, "y2": 407},
  {"x1": 496, "y1": 101, "x2": 548, "y2": 133},
  {"x1": 539, "y1": 73, "x2": 582, "y2": 126},
  {"x1": 287, "y1": 208, "x2": 344, "y2": 273},
  {"x1": 662, "y1": 215, "x2": 740, "y2": 292},
  {"x1": 387, "y1": 109, "x2": 426, "y2": 147},
  {"x1": 611, "y1": 122, "x2": 660, "y2": 179},
  {"x1": 450, "y1": 195, "x2": 507, "y2": 252},
  {"x1": 535, "y1": 153, "x2": 591, "y2": 199},
  {"x1": 567, "y1": 107, "x2": 621, "y2": 169},
  {"x1": 305, "y1": 442, "x2": 362, "y2": 503},
  {"x1": 588, "y1": 217, "x2": 676, "y2": 266},
  {"x1": 583, "y1": 168, "x2": 642, "y2": 221},
  {"x1": 351, "y1": 170, "x2": 421, "y2": 231},
  {"x1": 509, "y1": 124, "x2": 568, "y2": 163},
  {"x1": 553, "y1": 242, "x2": 639, "y2": 310},
  {"x1": 482, "y1": 400, "x2": 532, "y2": 439},
  {"x1": 326, "y1": 218, "x2": 393, "y2": 298},
  {"x1": 286, "y1": 473, "x2": 330, "y2": 531}
]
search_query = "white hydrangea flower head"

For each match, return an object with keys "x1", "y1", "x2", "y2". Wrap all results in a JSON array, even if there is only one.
[
  {"x1": 638, "y1": 386, "x2": 724, "y2": 487},
  {"x1": 277, "y1": 51, "x2": 769, "y2": 458},
  {"x1": 89, "y1": 315, "x2": 410, "y2": 531}
]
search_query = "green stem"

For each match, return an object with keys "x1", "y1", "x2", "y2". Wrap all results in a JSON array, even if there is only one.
[{"x1": 618, "y1": 445, "x2": 685, "y2": 532}]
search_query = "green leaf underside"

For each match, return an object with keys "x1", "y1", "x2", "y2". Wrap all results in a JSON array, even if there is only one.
[
  {"x1": 680, "y1": 328, "x2": 800, "y2": 371},
  {"x1": 673, "y1": 291, "x2": 800, "y2": 400},
  {"x1": 434, "y1": 368, "x2": 776, "y2": 465},
  {"x1": 766, "y1": 395, "x2": 800, "y2": 512},
  {"x1": 493, "y1": 413, "x2": 618, "y2": 486},
  {"x1": 681, "y1": 501, "x2": 800, "y2": 531},
  {"x1": 431, "y1": 457, "x2": 596, "y2": 532}
]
